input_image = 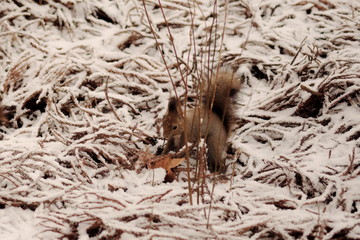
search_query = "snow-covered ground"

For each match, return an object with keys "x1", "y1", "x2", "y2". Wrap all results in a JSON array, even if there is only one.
[{"x1": 0, "y1": 0, "x2": 359, "y2": 239}]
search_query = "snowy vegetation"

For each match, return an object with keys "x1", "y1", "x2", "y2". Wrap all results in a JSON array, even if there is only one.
[{"x1": 0, "y1": 0, "x2": 359, "y2": 239}]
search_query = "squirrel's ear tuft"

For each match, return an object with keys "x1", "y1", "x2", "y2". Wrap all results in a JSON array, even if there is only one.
[{"x1": 168, "y1": 97, "x2": 178, "y2": 112}]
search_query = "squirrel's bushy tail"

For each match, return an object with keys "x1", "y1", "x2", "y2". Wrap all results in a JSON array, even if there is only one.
[{"x1": 204, "y1": 70, "x2": 241, "y2": 132}]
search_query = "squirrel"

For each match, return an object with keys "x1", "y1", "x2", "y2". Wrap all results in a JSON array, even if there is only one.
[
  {"x1": 161, "y1": 70, "x2": 240, "y2": 172},
  {"x1": 0, "y1": 104, "x2": 7, "y2": 125}
]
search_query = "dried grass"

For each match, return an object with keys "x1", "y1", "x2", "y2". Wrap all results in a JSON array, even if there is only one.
[{"x1": 0, "y1": 0, "x2": 359, "y2": 239}]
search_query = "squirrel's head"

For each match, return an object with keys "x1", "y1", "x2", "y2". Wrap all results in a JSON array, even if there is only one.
[{"x1": 162, "y1": 97, "x2": 184, "y2": 138}]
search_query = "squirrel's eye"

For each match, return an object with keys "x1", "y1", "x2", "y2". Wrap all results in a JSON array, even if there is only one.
[{"x1": 172, "y1": 125, "x2": 178, "y2": 130}]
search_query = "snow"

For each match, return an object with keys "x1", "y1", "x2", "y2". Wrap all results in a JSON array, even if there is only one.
[
  {"x1": 0, "y1": 0, "x2": 359, "y2": 239},
  {"x1": 0, "y1": 207, "x2": 36, "y2": 240}
]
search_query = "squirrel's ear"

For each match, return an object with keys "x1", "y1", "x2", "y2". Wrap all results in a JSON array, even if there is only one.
[{"x1": 168, "y1": 97, "x2": 178, "y2": 112}]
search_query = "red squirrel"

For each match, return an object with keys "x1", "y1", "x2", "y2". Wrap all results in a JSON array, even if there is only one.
[
  {"x1": 0, "y1": 105, "x2": 7, "y2": 124},
  {"x1": 162, "y1": 70, "x2": 240, "y2": 172}
]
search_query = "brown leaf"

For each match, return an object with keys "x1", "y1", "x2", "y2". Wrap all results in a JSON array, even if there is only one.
[
  {"x1": 139, "y1": 151, "x2": 185, "y2": 182},
  {"x1": 149, "y1": 155, "x2": 185, "y2": 173}
]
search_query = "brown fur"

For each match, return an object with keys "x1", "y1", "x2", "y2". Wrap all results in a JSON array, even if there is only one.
[
  {"x1": 162, "y1": 70, "x2": 240, "y2": 172},
  {"x1": 0, "y1": 106, "x2": 7, "y2": 124}
]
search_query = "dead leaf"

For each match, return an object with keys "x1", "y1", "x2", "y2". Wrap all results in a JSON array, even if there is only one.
[
  {"x1": 149, "y1": 155, "x2": 185, "y2": 173},
  {"x1": 139, "y1": 149, "x2": 185, "y2": 182}
]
